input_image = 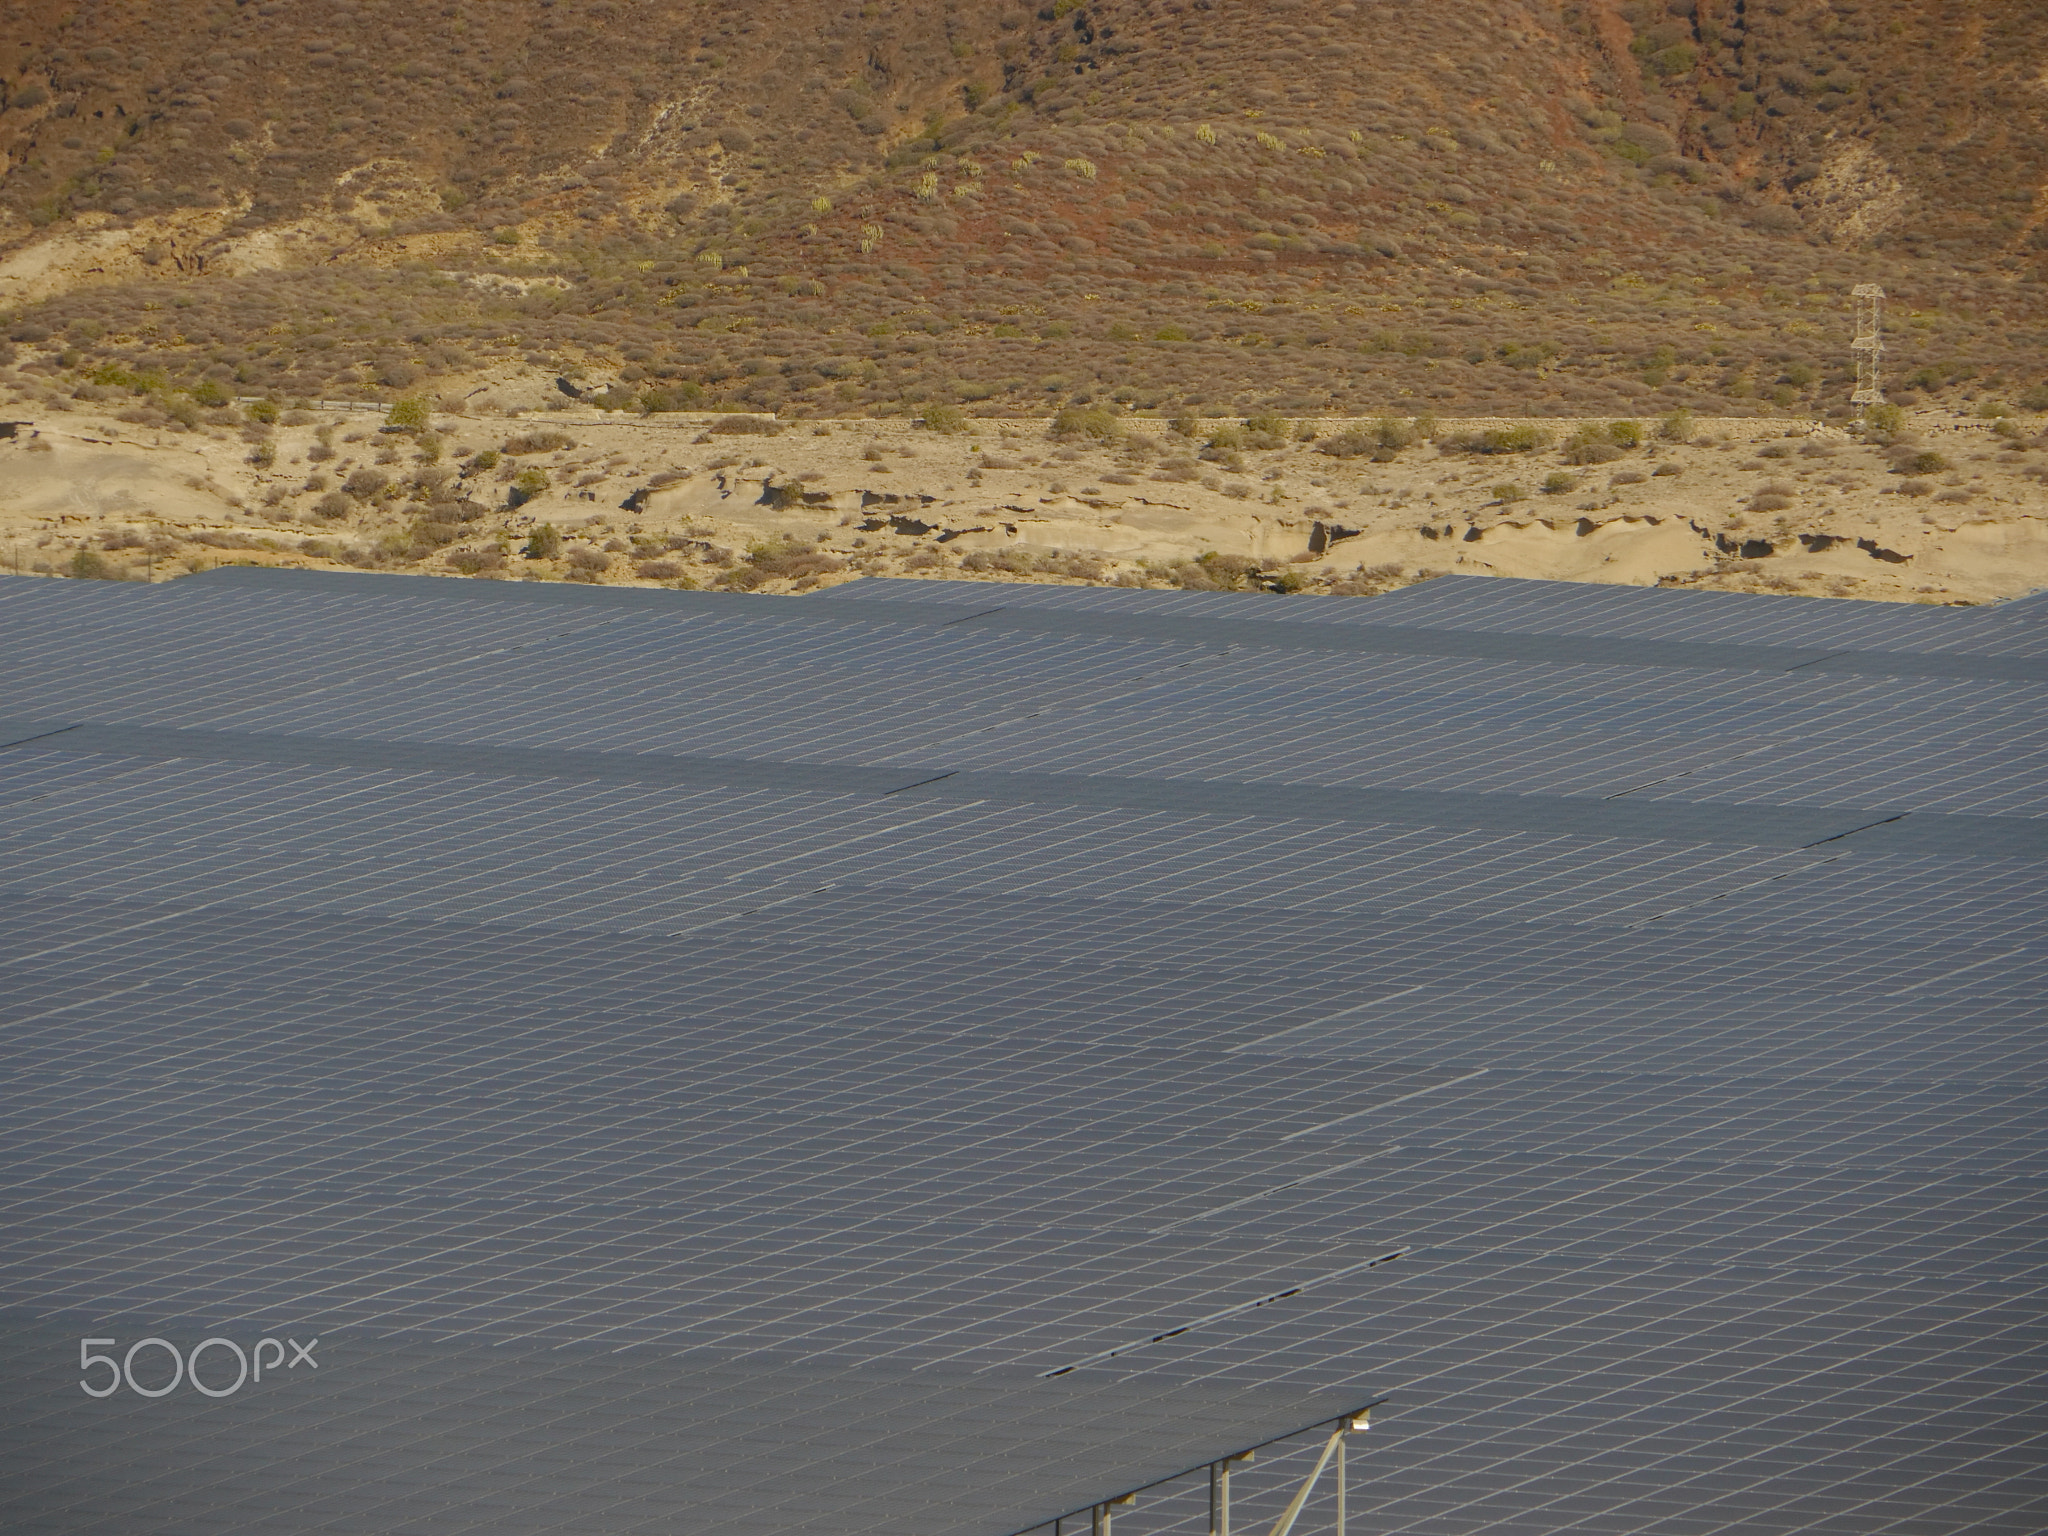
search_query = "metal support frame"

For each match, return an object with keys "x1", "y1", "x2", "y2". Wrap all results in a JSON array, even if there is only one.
[
  {"x1": 1262, "y1": 1410, "x2": 1370, "y2": 1536},
  {"x1": 1013, "y1": 1401, "x2": 1383, "y2": 1536}
]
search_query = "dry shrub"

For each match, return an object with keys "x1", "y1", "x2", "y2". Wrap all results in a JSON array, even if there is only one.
[
  {"x1": 1318, "y1": 416, "x2": 1413, "y2": 460},
  {"x1": 503, "y1": 431, "x2": 577, "y2": 454},
  {"x1": 1450, "y1": 424, "x2": 1551, "y2": 455},
  {"x1": 744, "y1": 536, "x2": 844, "y2": 580},
  {"x1": 1561, "y1": 426, "x2": 1623, "y2": 465},
  {"x1": 1154, "y1": 551, "x2": 1267, "y2": 591},
  {"x1": 1050, "y1": 404, "x2": 1124, "y2": 441}
]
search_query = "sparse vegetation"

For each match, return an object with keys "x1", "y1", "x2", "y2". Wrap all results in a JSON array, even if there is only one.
[
  {"x1": 0, "y1": 0, "x2": 2029, "y2": 429},
  {"x1": 0, "y1": 0, "x2": 2041, "y2": 611}
]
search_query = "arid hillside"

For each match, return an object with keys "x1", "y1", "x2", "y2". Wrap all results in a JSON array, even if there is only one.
[{"x1": 0, "y1": 0, "x2": 2043, "y2": 421}]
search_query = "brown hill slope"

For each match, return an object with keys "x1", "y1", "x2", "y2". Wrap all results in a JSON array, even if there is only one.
[{"x1": 0, "y1": 0, "x2": 2043, "y2": 418}]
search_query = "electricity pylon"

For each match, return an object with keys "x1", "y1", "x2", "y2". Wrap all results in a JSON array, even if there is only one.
[{"x1": 1850, "y1": 284, "x2": 1885, "y2": 405}]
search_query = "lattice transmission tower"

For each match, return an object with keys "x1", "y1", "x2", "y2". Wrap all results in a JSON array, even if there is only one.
[{"x1": 1850, "y1": 283, "x2": 1886, "y2": 405}]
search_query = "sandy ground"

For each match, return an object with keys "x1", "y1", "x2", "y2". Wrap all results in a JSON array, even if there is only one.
[{"x1": 2, "y1": 397, "x2": 2044, "y2": 604}]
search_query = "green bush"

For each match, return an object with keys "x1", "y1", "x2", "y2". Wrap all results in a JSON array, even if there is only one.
[
  {"x1": 68, "y1": 548, "x2": 111, "y2": 579},
  {"x1": 90, "y1": 362, "x2": 169, "y2": 394},
  {"x1": 2016, "y1": 385, "x2": 2048, "y2": 411},
  {"x1": 522, "y1": 523, "x2": 562, "y2": 559},
  {"x1": 1492, "y1": 482, "x2": 1526, "y2": 502},
  {"x1": 1862, "y1": 402, "x2": 1905, "y2": 436},
  {"x1": 509, "y1": 468, "x2": 550, "y2": 507},
  {"x1": 921, "y1": 403, "x2": 968, "y2": 433},
  {"x1": 1899, "y1": 450, "x2": 1950, "y2": 475},
  {"x1": 1050, "y1": 403, "x2": 1125, "y2": 441},
  {"x1": 1607, "y1": 419, "x2": 1644, "y2": 448},
  {"x1": 1657, "y1": 408, "x2": 1695, "y2": 443},
  {"x1": 1541, "y1": 471, "x2": 1577, "y2": 494},
  {"x1": 246, "y1": 399, "x2": 280, "y2": 424},
  {"x1": 386, "y1": 395, "x2": 430, "y2": 431}
]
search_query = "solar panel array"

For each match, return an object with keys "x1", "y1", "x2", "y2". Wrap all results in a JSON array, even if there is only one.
[{"x1": 2, "y1": 568, "x2": 2043, "y2": 1535}]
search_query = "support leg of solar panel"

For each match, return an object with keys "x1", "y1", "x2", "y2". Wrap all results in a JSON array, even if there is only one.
[
  {"x1": 1211, "y1": 1449, "x2": 1253, "y2": 1536},
  {"x1": 1337, "y1": 1432, "x2": 1345, "y2": 1536},
  {"x1": 1264, "y1": 1429, "x2": 1344, "y2": 1536}
]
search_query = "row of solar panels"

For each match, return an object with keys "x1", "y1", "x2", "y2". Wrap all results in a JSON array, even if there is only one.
[{"x1": 1, "y1": 568, "x2": 2041, "y2": 1535}]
